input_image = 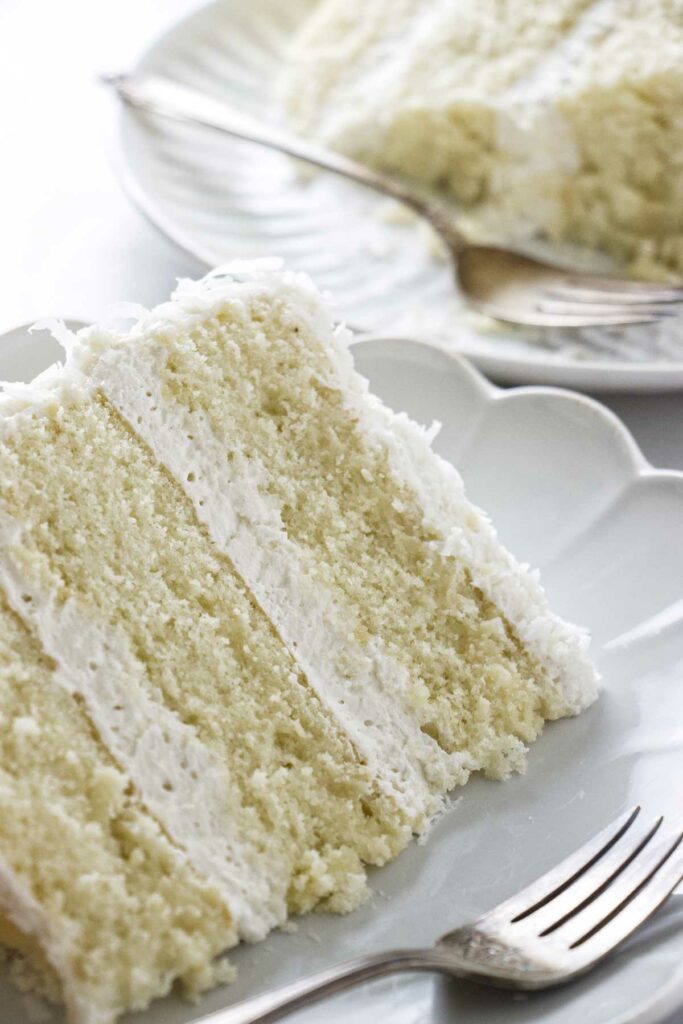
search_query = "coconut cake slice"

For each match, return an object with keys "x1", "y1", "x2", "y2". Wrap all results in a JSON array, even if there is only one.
[{"x1": 0, "y1": 262, "x2": 597, "y2": 1023}]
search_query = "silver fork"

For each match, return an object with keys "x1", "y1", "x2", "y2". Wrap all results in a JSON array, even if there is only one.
[
  {"x1": 196, "y1": 807, "x2": 683, "y2": 1024},
  {"x1": 106, "y1": 73, "x2": 683, "y2": 330}
]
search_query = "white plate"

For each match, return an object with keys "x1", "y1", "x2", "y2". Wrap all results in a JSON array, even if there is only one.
[
  {"x1": 2, "y1": 330, "x2": 683, "y2": 1024},
  {"x1": 115, "y1": 0, "x2": 683, "y2": 393}
]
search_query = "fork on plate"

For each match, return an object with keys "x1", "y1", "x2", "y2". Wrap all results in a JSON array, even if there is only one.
[
  {"x1": 196, "y1": 806, "x2": 683, "y2": 1024},
  {"x1": 107, "y1": 73, "x2": 683, "y2": 331}
]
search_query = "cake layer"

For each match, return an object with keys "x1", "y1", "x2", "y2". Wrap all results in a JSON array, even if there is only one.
[
  {"x1": 0, "y1": 262, "x2": 598, "y2": 1022},
  {"x1": 0, "y1": 593, "x2": 236, "y2": 1024},
  {"x1": 280, "y1": 0, "x2": 683, "y2": 279}
]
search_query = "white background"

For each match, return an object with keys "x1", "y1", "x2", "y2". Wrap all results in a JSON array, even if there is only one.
[{"x1": 0, "y1": 2, "x2": 682, "y2": 1021}]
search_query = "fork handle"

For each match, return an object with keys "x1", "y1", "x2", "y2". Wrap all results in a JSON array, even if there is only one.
[
  {"x1": 194, "y1": 948, "x2": 451, "y2": 1024},
  {"x1": 105, "y1": 73, "x2": 456, "y2": 235}
]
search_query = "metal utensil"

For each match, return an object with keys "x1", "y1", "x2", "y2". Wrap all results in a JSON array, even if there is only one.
[
  {"x1": 195, "y1": 806, "x2": 683, "y2": 1024},
  {"x1": 106, "y1": 73, "x2": 683, "y2": 330}
]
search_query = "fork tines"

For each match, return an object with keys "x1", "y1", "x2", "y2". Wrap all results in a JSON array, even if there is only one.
[
  {"x1": 490, "y1": 806, "x2": 683, "y2": 968},
  {"x1": 552, "y1": 277, "x2": 683, "y2": 304},
  {"x1": 540, "y1": 276, "x2": 683, "y2": 322}
]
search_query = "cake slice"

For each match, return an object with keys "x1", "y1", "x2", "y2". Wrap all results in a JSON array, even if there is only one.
[
  {"x1": 0, "y1": 262, "x2": 597, "y2": 1023},
  {"x1": 279, "y1": 0, "x2": 683, "y2": 280}
]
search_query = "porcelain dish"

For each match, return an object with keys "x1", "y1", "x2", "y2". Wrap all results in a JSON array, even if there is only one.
[{"x1": 1, "y1": 331, "x2": 682, "y2": 1023}]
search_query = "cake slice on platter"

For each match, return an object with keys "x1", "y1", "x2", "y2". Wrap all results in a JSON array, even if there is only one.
[
  {"x1": 0, "y1": 262, "x2": 597, "y2": 1023},
  {"x1": 279, "y1": 0, "x2": 683, "y2": 280}
]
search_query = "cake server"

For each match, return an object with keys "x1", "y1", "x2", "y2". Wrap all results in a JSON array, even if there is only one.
[
  {"x1": 195, "y1": 806, "x2": 683, "y2": 1024},
  {"x1": 106, "y1": 73, "x2": 683, "y2": 331}
]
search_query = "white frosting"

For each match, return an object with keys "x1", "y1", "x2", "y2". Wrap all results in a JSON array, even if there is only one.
[
  {"x1": 92, "y1": 347, "x2": 467, "y2": 820},
  {"x1": 503, "y1": 0, "x2": 617, "y2": 107},
  {"x1": 0, "y1": 516, "x2": 288, "y2": 943}
]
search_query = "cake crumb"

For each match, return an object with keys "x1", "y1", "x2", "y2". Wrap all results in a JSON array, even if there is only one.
[{"x1": 182, "y1": 956, "x2": 236, "y2": 1002}]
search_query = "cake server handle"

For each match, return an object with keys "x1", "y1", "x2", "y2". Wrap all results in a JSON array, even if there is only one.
[
  {"x1": 103, "y1": 72, "x2": 466, "y2": 251},
  {"x1": 194, "y1": 947, "x2": 455, "y2": 1024}
]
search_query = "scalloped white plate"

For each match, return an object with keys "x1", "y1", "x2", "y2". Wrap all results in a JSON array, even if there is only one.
[
  {"x1": 114, "y1": 0, "x2": 683, "y2": 392},
  {"x1": 1, "y1": 330, "x2": 683, "y2": 1024}
]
